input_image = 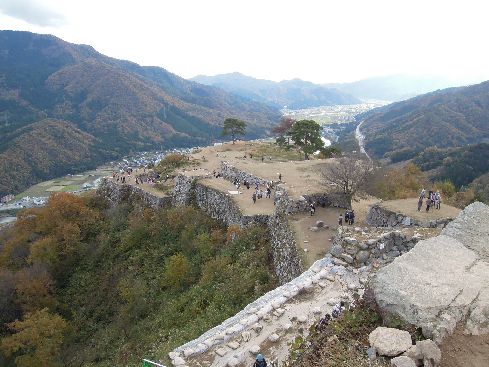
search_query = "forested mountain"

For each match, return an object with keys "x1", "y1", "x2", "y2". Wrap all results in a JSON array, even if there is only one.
[
  {"x1": 0, "y1": 31, "x2": 280, "y2": 196},
  {"x1": 191, "y1": 72, "x2": 360, "y2": 109},
  {"x1": 360, "y1": 80, "x2": 489, "y2": 159}
]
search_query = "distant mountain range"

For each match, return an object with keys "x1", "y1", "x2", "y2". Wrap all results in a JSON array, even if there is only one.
[
  {"x1": 324, "y1": 74, "x2": 470, "y2": 102},
  {"x1": 0, "y1": 31, "x2": 281, "y2": 196},
  {"x1": 360, "y1": 80, "x2": 489, "y2": 159},
  {"x1": 191, "y1": 72, "x2": 360, "y2": 109}
]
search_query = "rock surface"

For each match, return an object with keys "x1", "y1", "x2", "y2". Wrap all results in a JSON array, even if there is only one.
[
  {"x1": 373, "y1": 202, "x2": 489, "y2": 341},
  {"x1": 391, "y1": 356, "x2": 416, "y2": 367},
  {"x1": 369, "y1": 327, "x2": 412, "y2": 356}
]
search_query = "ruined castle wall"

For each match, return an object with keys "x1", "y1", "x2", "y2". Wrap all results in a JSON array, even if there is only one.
[
  {"x1": 97, "y1": 179, "x2": 171, "y2": 209},
  {"x1": 366, "y1": 204, "x2": 453, "y2": 228}
]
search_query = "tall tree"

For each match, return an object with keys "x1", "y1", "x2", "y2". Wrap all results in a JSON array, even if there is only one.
[
  {"x1": 289, "y1": 119, "x2": 324, "y2": 159},
  {"x1": 222, "y1": 118, "x2": 246, "y2": 144}
]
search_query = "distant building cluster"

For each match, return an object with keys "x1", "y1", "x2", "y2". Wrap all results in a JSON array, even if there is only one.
[{"x1": 1, "y1": 194, "x2": 14, "y2": 204}]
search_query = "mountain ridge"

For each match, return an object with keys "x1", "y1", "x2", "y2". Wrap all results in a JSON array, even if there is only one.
[
  {"x1": 0, "y1": 30, "x2": 281, "y2": 196},
  {"x1": 360, "y1": 80, "x2": 489, "y2": 159},
  {"x1": 191, "y1": 72, "x2": 360, "y2": 109}
]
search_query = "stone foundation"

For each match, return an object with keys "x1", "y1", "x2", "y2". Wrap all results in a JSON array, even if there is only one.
[{"x1": 366, "y1": 204, "x2": 453, "y2": 228}]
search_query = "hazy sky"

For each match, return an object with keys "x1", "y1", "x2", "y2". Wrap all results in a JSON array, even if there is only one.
[{"x1": 1, "y1": 0, "x2": 489, "y2": 84}]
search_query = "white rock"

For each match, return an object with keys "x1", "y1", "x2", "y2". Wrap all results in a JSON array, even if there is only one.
[
  {"x1": 196, "y1": 343, "x2": 208, "y2": 353},
  {"x1": 172, "y1": 356, "x2": 186, "y2": 366},
  {"x1": 215, "y1": 347, "x2": 228, "y2": 357},
  {"x1": 272, "y1": 296, "x2": 287, "y2": 309},
  {"x1": 318, "y1": 269, "x2": 329, "y2": 279},
  {"x1": 214, "y1": 332, "x2": 226, "y2": 341},
  {"x1": 247, "y1": 307, "x2": 258, "y2": 314},
  {"x1": 183, "y1": 348, "x2": 194, "y2": 358},
  {"x1": 391, "y1": 356, "x2": 416, "y2": 367},
  {"x1": 203, "y1": 338, "x2": 216, "y2": 348},
  {"x1": 227, "y1": 341, "x2": 240, "y2": 350},
  {"x1": 241, "y1": 331, "x2": 252, "y2": 342},
  {"x1": 249, "y1": 345, "x2": 261, "y2": 355},
  {"x1": 227, "y1": 356, "x2": 240, "y2": 367},
  {"x1": 252, "y1": 323, "x2": 263, "y2": 334},
  {"x1": 326, "y1": 275, "x2": 335, "y2": 282},
  {"x1": 297, "y1": 315, "x2": 308, "y2": 323},
  {"x1": 312, "y1": 307, "x2": 322, "y2": 314},
  {"x1": 168, "y1": 352, "x2": 178, "y2": 360},
  {"x1": 369, "y1": 327, "x2": 412, "y2": 357},
  {"x1": 283, "y1": 322, "x2": 293, "y2": 330},
  {"x1": 328, "y1": 298, "x2": 340, "y2": 306},
  {"x1": 273, "y1": 308, "x2": 285, "y2": 317},
  {"x1": 268, "y1": 333, "x2": 280, "y2": 342}
]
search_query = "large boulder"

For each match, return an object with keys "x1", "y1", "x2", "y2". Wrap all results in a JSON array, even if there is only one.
[
  {"x1": 391, "y1": 356, "x2": 416, "y2": 367},
  {"x1": 369, "y1": 327, "x2": 412, "y2": 356},
  {"x1": 373, "y1": 202, "x2": 489, "y2": 341},
  {"x1": 442, "y1": 201, "x2": 489, "y2": 261}
]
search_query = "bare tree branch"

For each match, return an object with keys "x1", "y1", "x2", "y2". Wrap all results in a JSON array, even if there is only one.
[{"x1": 321, "y1": 156, "x2": 373, "y2": 198}]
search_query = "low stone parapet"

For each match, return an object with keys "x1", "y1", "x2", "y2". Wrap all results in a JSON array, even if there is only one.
[{"x1": 366, "y1": 204, "x2": 453, "y2": 228}]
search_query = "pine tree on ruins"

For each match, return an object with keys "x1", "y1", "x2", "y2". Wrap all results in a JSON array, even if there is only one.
[{"x1": 222, "y1": 118, "x2": 247, "y2": 144}]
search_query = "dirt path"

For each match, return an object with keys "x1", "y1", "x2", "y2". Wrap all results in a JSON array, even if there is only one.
[
  {"x1": 289, "y1": 207, "x2": 344, "y2": 267},
  {"x1": 441, "y1": 326, "x2": 489, "y2": 367}
]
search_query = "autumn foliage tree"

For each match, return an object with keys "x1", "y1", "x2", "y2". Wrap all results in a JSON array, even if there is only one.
[
  {"x1": 1, "y1": 308, "x2": 68, "y2": 367},
  {"x1": 273, "y1": 116, "x2": 295, "y2": 146}
]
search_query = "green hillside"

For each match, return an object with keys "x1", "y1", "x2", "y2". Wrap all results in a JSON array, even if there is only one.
[
  {"x1": 361, "y1": 81, "x2": 489, "y2": 159},
  {"x1": 0, "y1": 193, "x2": 277, "y2": 366},
  {"x1": 0, "y1": 31, "x2": 281, "y2": 196}
]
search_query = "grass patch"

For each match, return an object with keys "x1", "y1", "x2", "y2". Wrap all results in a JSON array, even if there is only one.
[
  {"x1": 249, "y1": 143, "x2": 305, "y2": 161},
  {"x1": 284, "y1": 290, "x2": 391, "y2": 367}
]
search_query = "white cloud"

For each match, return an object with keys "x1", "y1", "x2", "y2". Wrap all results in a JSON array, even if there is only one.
[
  {"x1": 0, "y1": 0, "x2": 65, "y2": 27},
  {"x1": 0, "y1": 0, "x2": 489, "y2": 84}
]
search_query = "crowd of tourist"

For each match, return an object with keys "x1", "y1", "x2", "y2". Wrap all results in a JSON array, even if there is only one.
[{"x1": 417, "y1": 188, "x2": 442, "y2": 212}]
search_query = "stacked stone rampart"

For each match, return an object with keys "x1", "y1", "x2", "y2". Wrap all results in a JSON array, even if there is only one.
[
  {"x1": 97, "y1": 179, "x2": 171, "y2": 209},
  {"x1": 330, "y1": 229, "x2": 421, "y2": 267},
  {"x1": 366, "y1": 204, "x2": 453, "y2": 228}
]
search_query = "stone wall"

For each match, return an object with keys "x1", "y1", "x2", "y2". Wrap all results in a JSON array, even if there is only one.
[
  {"x1": 366, "y1": 204, "x2": 453, "y2": 228},
  {"x1": 330, "y1": 229, "x2": 422, "y2": 267},
  {"x1": 172, "y1": 174, "x2": 197, "y2": 206},
  {"x1": 219, "y1": 161, "x2": 270, "y2": 188},
  {"x1": 170, "y1": 256, "x2": 353, "y2": 365},
  {"x1": 97, "y1": 179, "x2": 171, "y2": 209}
]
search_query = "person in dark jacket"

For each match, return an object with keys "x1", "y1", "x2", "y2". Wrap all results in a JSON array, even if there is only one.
[{"x1": 253, "y1": 354, "x2": 267, "y2": 367}]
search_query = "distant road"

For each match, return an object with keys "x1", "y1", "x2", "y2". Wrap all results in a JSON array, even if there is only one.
[{"x1": 355, "y1": 120, "x2": 370, "y2": 160}]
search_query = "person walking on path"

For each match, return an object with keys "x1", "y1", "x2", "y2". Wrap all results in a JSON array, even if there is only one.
[
  {"x1": 435, "y1": 191, "x2": 441, "y2": 210},
  {"x1": 338, "y1": 214, "x2": 343, "y2": 226},
  {"x1": 420, "y1": 188, "x2": 426, "y2": 199},
  {"x1": 349, "y1": 210, "x2": 355, "y2": 225},
  {"x1": 252, "y1": 192, "x2": 257, "y2": 204},
  {"x1": 253, "y1": 354, "x2": 267, "y2": 367},
  {"x1": 309, "y1": 202, "x2": 315, "y2": 216},
  {"x1": 278, "y1": 173, "x2": 282, "y2": 181},
  {"x1": 417, "y1": 196, "x2": 423, "y2": 211}
]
